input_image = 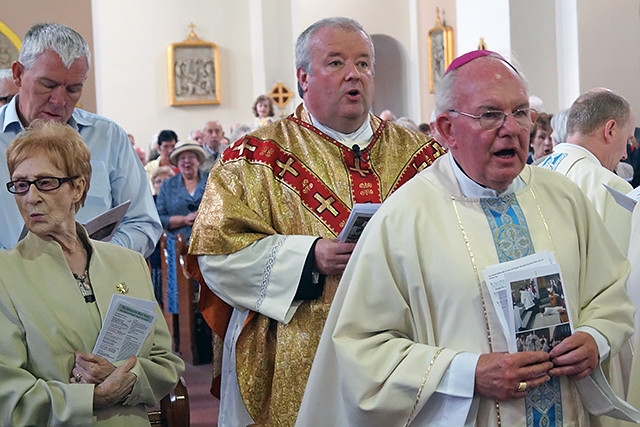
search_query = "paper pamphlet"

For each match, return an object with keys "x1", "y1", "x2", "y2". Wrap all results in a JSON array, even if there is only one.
[
  {"x1": 337, "y1": 203, "x2": 381, "y2": 243},
  {"x1": 92, "y1": 294, "x2": 157, "y2": 363},
  {"x1": 503, "y1": 263, "x2": 572, "y2": 354},
  {"x1": 604, "y1": 184, "x2": 640, "y2": 212},
  {"x1": 483, "y1": 252, "x2": 640, "y2": 421},
  {"x1": 83, "y1": 200, "x2": 131, "y2": 241},
  {"x1": 482, "y1": 251, "x2": 558, "y2": 351},
  {"x1": 18, "y1": 200, "x2": 131, "y2": 242}
]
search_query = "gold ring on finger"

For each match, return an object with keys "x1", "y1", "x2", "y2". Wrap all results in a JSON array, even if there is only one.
[{"x1": 517, "y1": 381, "x2": 527, "y2": 392}]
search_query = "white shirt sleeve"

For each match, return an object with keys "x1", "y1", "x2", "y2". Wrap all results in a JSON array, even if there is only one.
[
  {"x1": 575, "y1": 325, "x2": 610, "y2": 360},
  {"x1": 197, "y1": 234, "x2": 318, "y2": 323},
  {"x1": 413, "y1": 352, "x2": 479, "y2": 426}
]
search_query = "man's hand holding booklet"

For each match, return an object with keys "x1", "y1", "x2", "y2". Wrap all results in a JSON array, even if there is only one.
[{"x1": 483, "y1": 251, "x2": 640, "y2": 422}]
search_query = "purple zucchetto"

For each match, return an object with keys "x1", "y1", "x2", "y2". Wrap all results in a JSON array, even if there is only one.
[{"x1": 444, "y1": 50, "x2": 510, "y2": 76}]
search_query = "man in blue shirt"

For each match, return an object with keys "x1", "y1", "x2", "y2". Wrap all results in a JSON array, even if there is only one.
[{"x1": 0, "y1": 23, "x2": 161, "y2": 257}]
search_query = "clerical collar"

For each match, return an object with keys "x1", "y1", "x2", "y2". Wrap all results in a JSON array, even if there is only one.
[
  {"x1": 449, "y1": 153, "x2": 525, "y2": 198},
  {"x1": 305, "y1": 104, "x2": 373, "y2": 149}
]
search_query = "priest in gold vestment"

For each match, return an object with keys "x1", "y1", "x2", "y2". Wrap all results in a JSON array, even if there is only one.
[
  {"x1": 297, "y1": 51, "x2": 634, "y2": 426},
  {"x1": 189, "y1": 17, "x2": 445, "y2": 426}
]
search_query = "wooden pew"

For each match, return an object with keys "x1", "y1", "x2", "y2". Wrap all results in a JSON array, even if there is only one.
[
  {"x1": 175, "y1": 233, "x2": 197, "y2": 364},
  {"x1": 147, "y1": 376, "x2": 190, "y2": 426},
  {"x1": 161, "y1": 231, "x2": 210, "y2": 365}
]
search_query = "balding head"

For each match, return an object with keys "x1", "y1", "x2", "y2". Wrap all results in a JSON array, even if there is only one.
[
  {"x1": 566, "y1": 88, "x2": 635, "y2": 171},
  {"x1": 202, "y1": 120, "x2": 225, "y2": 153}
]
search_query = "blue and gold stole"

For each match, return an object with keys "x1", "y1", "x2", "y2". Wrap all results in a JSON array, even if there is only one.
[{"x1": 481, "y1": 194, "x2": 562, "y2": 427}]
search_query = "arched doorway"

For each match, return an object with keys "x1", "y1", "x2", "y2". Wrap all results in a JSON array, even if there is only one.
[{"x1": 371, "y1": 34, "x2": 407, "y2": 119}]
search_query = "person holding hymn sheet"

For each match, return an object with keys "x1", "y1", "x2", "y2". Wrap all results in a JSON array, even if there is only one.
[
  {"x1": 188, "y1": 16, "x2": 445, "y2": 426},
  {"x1": 296, "y1": 50, "x2": 634, "y2": 427},
  {"x1": 0, "y1": 120, "x2": 184, "y2": 426}
]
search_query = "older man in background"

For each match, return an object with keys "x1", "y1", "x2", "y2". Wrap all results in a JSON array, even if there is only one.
[
  {"x1": 189, "y1": 128, "x2": 204, "y2": 146},
  {"x1": 0, "y1": 23, "x2": 160, "y2": 256},
  {"x1": 198, "y1": 120, "x2": 226, "y2": 172},
  {"x1": 538, "y1": 88, "x2": 635, "y2": 251},
  {"x1": 0, "y1": 68, "x2": 18, "y2": 106}
]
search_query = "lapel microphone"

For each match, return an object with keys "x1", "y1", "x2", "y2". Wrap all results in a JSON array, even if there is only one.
[{"x1": 352, "y1": 144, "x2": 363, "y2": 161}]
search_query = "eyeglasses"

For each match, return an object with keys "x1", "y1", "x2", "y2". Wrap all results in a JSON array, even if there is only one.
[
  {"x1": 178, "y1": 154, "x2": 198, "y2": 162},
  {"x1": 448, "y1": 108, "x2": 532, "y2": 130},
  {"x1": 0, "y1": 94, "x2": 15, "y2": 105},
  {"x1": 6, "y1": 176, "x2": 79, "y2": 195}
]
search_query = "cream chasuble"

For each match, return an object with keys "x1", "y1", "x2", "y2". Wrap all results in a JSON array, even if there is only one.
[
  {"x1": 189, "y1": 104, "x2": 446, "y2": 426},
  {"x1": 539, "y1": 144, "x2": 635, "y2": 427},
  {"x1": 297, "y1": 154, "x2": 633, "y2": 427},
  {"x1": 538, "y1": 144, "x2": 632, "y2": 251}
]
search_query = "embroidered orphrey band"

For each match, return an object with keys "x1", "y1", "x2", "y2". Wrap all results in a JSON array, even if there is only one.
[{"x1": 255, "y1": 235, "x2": 287, "y2": 311}]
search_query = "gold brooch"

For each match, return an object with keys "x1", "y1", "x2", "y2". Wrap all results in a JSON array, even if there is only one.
[{"x1": 116, "y1": 282, "x2": 129, "y2": 294}]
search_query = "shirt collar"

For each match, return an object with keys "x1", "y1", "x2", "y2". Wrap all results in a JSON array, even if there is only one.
[
  {"x1": 304, "y1": 102, "x2": 373, "y2": 149},
  {"x1": 0, "y1": 95, "x2": 89, "y2": 132},
  {"x1": 203, "y1": 144, "x2": 218, "y2": 157},
  {"x1": 449, "y1": 153, "x2": 525, "y2": 198},
  {"x1": 1, "y1": 95, "x2": 23, "y2": 133}
]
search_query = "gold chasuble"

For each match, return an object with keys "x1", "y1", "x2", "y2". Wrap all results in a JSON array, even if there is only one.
[{"x1": 189, "y1": 104, "x2": 446, "y2": 425}]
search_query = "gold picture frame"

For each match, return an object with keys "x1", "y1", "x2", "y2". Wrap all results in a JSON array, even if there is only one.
[
  {"x1": 428, "y1": 8, "x2": 454, "y2": 94},
  {"x1": 0, "y1": 21, "x2": 22, "y2": 69},
  {"x1": 168, "y1": 25, "x2": 220, "y2": 106}
]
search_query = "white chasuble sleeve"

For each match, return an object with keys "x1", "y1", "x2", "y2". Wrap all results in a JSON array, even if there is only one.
[{"x1": 198, "y1": 234, "x2": 317, "y2": 323}]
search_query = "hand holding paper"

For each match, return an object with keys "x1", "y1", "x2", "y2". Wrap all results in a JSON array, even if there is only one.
[
  {"x1": 475, "y1": 351, "x2": 552, "y2": 400},
  {"x1": 71, "y1": 352, "x2": 116, "y2": 384},
  {"x1": 92, "y1": 355, "x2": 137, "y2": 408},
  {"x1": 92, "y1": 294, "x2": 157, "y2": 363},
  {"x1": 314, "y1": 238, "x2": 355, "y2": 276},
  {"x1": 548, "y1": 331, "x2": 598, "y2": 380}
]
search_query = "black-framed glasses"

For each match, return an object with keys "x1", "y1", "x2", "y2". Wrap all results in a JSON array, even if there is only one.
[
  {"x1": 448, "y1": 108, "x2": 532, "y2": 130},
  {"x1": 6, "y1": 176, "x2": 79, "y2": 195},
  {"x1": 0, "y1": 94, "x2": 15, "y2": 105}
]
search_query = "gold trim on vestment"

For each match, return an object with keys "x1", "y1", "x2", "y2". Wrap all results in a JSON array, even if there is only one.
[
  {"x1": 404, "y1": 347, "x2": 446, "y2": 426},
  {"x1": 188, "y1": 104, "x2": 445, "y2": 425}
]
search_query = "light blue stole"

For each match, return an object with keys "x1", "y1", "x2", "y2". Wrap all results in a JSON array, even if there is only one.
[{"x1": 480, "y1": 194, "x2": 562, "y2": 427}]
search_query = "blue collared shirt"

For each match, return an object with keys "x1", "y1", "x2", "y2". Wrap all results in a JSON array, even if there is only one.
[{"x1": 0, "y1": 96, "x2": 161, "y2": 257}]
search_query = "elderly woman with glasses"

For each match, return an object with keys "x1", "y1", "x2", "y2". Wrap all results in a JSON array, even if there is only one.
[{"x1": 0, "y1": 120, "x2": 184, "y2": 426}]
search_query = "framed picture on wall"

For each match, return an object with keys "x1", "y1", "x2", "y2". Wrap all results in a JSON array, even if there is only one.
[
  {"x1": 168, "y1": 26, "x2": 220, "y2": 106},
  {"x1": 428, "y1": 8, "x2": 454, "y2": 94},
  {"x1": 0, "y1": 20, "x2": 22, "y2": 69}
]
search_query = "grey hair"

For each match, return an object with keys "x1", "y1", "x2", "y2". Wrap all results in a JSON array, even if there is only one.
[
  {"x1": 434, "y1": 69, "x2": 458, "y2": 116},
  {"x1": 18, "y1": 23, "x2": 91, "y2": 71},
  {"x1": 295, "y1": 17, "x2": 375, "y2": 97},
  {"x1": 0, "y1": 68, "x2": 12, "y2": 80},
  {"x1": 229, "y1": 124, "x2": 252, "y2": 143},
  {"x1": 566, "y1": 89, "x2": 631, "y2": 137},
  {"x1": 550, "y1": 108, "x2": 569, "y2": 144}
]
